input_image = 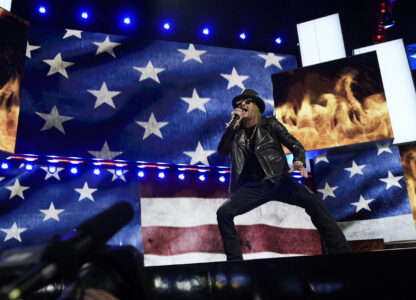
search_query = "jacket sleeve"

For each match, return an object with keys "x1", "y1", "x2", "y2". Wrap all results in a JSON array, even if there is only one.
[
  {"x1": 217, "y1": 125, "x2": 238, "y2": 157},
  {"x1": 269, "y1": 118, "x2": 306, "y2": 166}
]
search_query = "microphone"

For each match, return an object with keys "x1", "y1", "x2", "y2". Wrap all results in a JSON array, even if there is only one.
[
  {"x1": 0, "y1": 201, "x2": 134, "y2": 300},
  {"x1": 227, "y1": 114, "x2": 240, "y2": 128}
]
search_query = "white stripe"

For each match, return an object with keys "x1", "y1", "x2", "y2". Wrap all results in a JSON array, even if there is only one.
[
  {"x1": 141, "y1": 197, "x2": 315, "y2": 228},
  {"x1": 339, "y1": 213, "x2": 416, "y2": 242},
  {"x1": 144, "y1": 252, "x2": 302, "y2": 267}
]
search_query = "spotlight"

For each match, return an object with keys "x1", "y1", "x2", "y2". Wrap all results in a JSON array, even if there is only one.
[
  {"x1": 93, "y1": 168, "x2": 101, "y2": 175},
  {"x1": 115, "y1": 169, "x2": 123, "y2": 176},
  {"x1": 158, "y1": 172, "x2": 166, "y2": 179},
  {"x1": 48, "y1": 166, "x2": 56, "y2": 173},
  {"x1": 123, "y1": 17, "x2": 131, "y2": 25},
  {"x1": 178, "y1": 173, "x2": 185, "y2": 180},
  {"x1": 38, "y1": 6, "x2": 46, "y2": 14},
  {"x1": 219, "y1": 176, "x2": 226, "y2": 183},
  {"x1": 70, "y1": 167, "x2": 78, "y2": 174},
  {"x1": 275, "y1": 37, "x2": 282, "y2": 45},
  {"x1": 198, "y1": 174, "x2": 206, "y2": 181},
  {"x1": 239, "y1": 32, "x2": 246, "y2": 40},
  {"x1": 137, "y1": 171, "x2": 145, "y2": 178},
  {"x1": 163, "y1": 22, "x2": 171, "y2": 30},
  {"x1": 202, "y1": 27, "x2": 210, "y2": 36},
  {"x1": 25, "y1": 164, "x2": 34, "y2": 171},
  {"x1": 81, "y1": 11, "x2": 89, "y2": 19},
  {"x1": 1, "y1": 162, "x2": 9, "y2": 169}
]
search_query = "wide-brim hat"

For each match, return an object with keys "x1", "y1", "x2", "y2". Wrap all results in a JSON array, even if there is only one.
[{"x1": 232, "y1": 89, "x2": 265, "y2": 113}]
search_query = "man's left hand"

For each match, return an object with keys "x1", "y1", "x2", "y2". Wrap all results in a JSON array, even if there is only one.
[{"x1": 288, "y1": 161, "x2": 308, "y2": 178}]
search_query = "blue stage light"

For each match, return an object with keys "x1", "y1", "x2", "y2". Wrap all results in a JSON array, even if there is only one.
[
  {"x1": 219, "y1": 176, "x2": 226, "y2": 182},
  {"x1": 163, "y1": 22, "x2": 171, "y2": 30},
  {"x1": 123, "y1": 17, "x2": 131, "y2": 24},
  {"x1": 138, "y1": 170, "x2": 145, "y2": 178},
  {"x1": 202, "y1": 27, "x2": 210, "y2": 36},
  {"x1": 239, "y1": 32, "x2": 246, "y2": 40},
  {"x1": 48, "y1": 166, "x2": 56, "y2": 173},
  {"x1": 25, "y1": 164, "x2": 34, "y2": 171},
  {"x1": 38, "y1": 6, "x2": 46, "y2": 14},
  {"x1": 70, "y1": 167, "x2": 78, "y2": 174},
  {"x1": 81, "y1": 11, "x2": 89, "y2": 19},
  {"x1": 93, "y1": 168, "x2": 101, "y2": 175},
  {"x1": 178, "y1": 173, "x2": 185, "y2": 180},
  {"x1": 275, "y1": 37, "x2": 282, "y2": 44},
  {"x1": 1, "y1": 162, "x2": 9, "y2": 169},
  {"x1": 115, "y1": 169, "x2": 123, "y2": 176},
  {"x1": 158, "y1": 172, "x2": 166, "y2": 179},
  {"x1": 198, "y1": 174, "x2": 206, "y2": 181}
]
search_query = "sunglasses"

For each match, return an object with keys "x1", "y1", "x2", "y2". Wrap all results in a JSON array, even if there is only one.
[{"x1": 237, "y1": 99, "x2": 254, "y2": 108}]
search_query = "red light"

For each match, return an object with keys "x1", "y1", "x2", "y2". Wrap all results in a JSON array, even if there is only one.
[{"x1": 381, "y1": 9, "x2": 385, "y2": 13}]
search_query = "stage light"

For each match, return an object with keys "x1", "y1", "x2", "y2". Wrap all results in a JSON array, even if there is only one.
[
  {"x1": 178, "y1": 173, "x2": 185, "y2": 180},
  {"x1": 115, "y1": 169, "x2": 123, "y2": 176},
  {"x1": 70, "y1": 167, "x2": 78, "y2": 174},
  {"x1": 25, "y1": 164, "x2": 34, "y2": 171},
  {"x1": 163, "y1": 22, "x2": 171, "y2": 30},
  {"x1": 81, "y1": 11, "x2": 89, "y2": 19},
  {"x1": 219, "y1": 176, "x2": 226, "y2": 182},
  {"x1": 38, "y1": 6, "x2": 46, "y2": 14},
  {"x1": 123, "y1": 17, "x2": 131, "y2": 25},
  {"x1": 198, "y1": 174, "x2": 206, "y2": 181},
  {"x1": 158, "y1": 172, "x2": 166, "y2": 179},
  {"x1": 275, "y1": 37, "x2": 282, "y2": 44},
  {"x1": 202, "y1": 27, "x2": 210, "y2": 36},
  {"x1": 93, "y1": 168, "x2": 101, "y2": 175},
  {"x1": 1, "y1": 162, "x2": 9, "y2": 169},
  {"x1": 239, "y1": 32, "x2": 246, "y2": 40},
  {"x1": 48, "y1": 166, "x2": 56, "y2": 173},
  {"x1": 137, "y1": 170, "x2": 145, "y2": 178}
]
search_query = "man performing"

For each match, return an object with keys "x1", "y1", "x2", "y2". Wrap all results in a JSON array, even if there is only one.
[{"x1": 217, "y1": 89, "x2": 351, "y2": 261}]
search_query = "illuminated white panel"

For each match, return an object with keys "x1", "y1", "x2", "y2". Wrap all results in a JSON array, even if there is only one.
[
  {"x1": 0, "y1": 0, "x2": 12, "y2": 11},
  {"x1": 297, "y1": 13, "x2": 346, "y2": 67},
  {"x1": 354, "y1": 39, "x2": 416, "y2": 144}
]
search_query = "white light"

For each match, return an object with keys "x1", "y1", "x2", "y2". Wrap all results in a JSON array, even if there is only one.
[
  {"x1": 198, "y1": 174, "x2": 206, "y2": 181},
  {"x1": 178, "y1": 173, "x2": 185, "y2": 180},
  {"x1": 124, "y1": 17, "x2": 131, "y2": 24},
  {"x1": 275, "y1": 37, "x2": 282, "y2": 44},
  {"x1": 163, "y1": 22, "x2": 170, "y2": 30},
  {"x1": 115, "y1": 169, "x2": 123, "y2": 176},
  {"x1": 25, "y1": 164, "x2": 34, "y2": 171},
  {"x1": 202, "y1": 28, "x2": 210, "y2": 35},
  {"x1": 1, "y1": 162, "x2": 9, "y2": 169},
  {"x1": 158, "y1": 172, "x2": 166, "y2": 179},
  {"x1": 138, "y1": 171, "x2": 145, "y2": 178},
  {"x1": 219, "y1": 176, "x2": 226, "y2": 182},
  {"x1": 70, "y1": 167, "x2": 78, "y2": 174},
  {"x1": 48, "y1": 166, "x2": 56, "y2": 173},
  {"x1": 81, "y1": 11, "x2": 88, "y2": 19},
  {"x1": 239, "y1": 32, "x2": 246, "y2": 40},
  {"x1": 38, "y1": 6, "x2": 46, "y2": 14},
  {"x1": 93, "y1": 168, "x2": 101, "y2": 175}
]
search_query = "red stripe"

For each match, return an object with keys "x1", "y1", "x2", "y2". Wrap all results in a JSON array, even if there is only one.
[{"x1": 142, "y1": 224, "x2": 323, "y2": 255}]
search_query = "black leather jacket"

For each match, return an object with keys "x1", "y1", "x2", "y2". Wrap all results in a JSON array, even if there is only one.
[{"x1": 217, "y1": 116, "x2": 306, "y2": 192}]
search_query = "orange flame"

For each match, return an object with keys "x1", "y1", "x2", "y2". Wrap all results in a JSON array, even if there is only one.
[
  {"x1": 0, "y1": 77, "x2": 20, "y2": 153},
  {"x1": 275, "y1": 72, "x2": 393, "y2": 152},
  {"x1": 399, "y1": 144, "x2": 416, "y2": 228}
]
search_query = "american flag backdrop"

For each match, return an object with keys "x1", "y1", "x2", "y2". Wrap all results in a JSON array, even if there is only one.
[{"x1": 17, "y1": 25, "x2": 297, "y2": 165}]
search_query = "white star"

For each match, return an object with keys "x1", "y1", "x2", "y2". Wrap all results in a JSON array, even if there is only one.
[
  {"x1": 180, "y1": 89, "x2": 211, "y2": 113},
  {"x1": 35, "y1": 106, "x2": 73, "y2": 134},
  {"x1": 351, "y1": 195, "x2": 375, "y2": 213},
  {"x1": 107, "y1": 169, "x2": 128, "y2": 182},
  {"x1": 74, "y1": 182, "x2": 98, "y2": 202},
  {"x1": 344, "y1": 160, "x2": 366, "y2": 178},
  {"x1": 411, "y1": 54, "x2": 416, "y2": 59},
  {"x1": 0, "y1": 177, "x2": 4, "y2": 181},
  {"x1": 1, "y1": 222, "x2": 27, "y2": 242},
  {"x1": 88, "y1": 141, "x2": 123, "y2": 160},
  {"x1": 220, "y1": 67, "x2": 249, "y2": 90},
  {"x1": 5, "y1": 179, "x2": 29, "y2": 200},
  {"x1": 264, "y1": 99, "x2": 275, "y2": 108},
  {"x1": 63, "y1": 29, "x2": 83, "y2": 39},
  {"x1": 258, "y1": 53, "x2": 286, "y2": 69},
  {"x1": 43, "y1": 53, "x2": 74, "y2": 78},
  {"x1": 40, "y1": 166, "x2": 65, "y2": 180},
  {"x1": 26, "y1": 42, "x2": 40, "y2": 58},
  {"x1": 317, "y1": 182, "x2": 338, "y2": 200},
  {"x1": 315, "y1": 153, "x2": 329, "y2": 164},
  {"x1": 136, "y1": 112, "x2": 168, "y2": 140},
  {"x1": 133, "y1": 61, "x2": 165, "y2": 84},
  {"x1": 184, "y1": 141, "x2": 216, "y2": 165},
  {"x1": 177, "y1": 43, "x2": 206, "y2": 63},
  {"x1": 93, "y1": 35, "x2": 121, "y2": 58},
  {"x1": 376, "y1": 142, "x2": 392, "y2": 155},
  {"x1": 379, "y1": 171, "x2": 403, "y2": 190},
  {"x1": 40, "y1": 202, "x2": 64, "y2": 221},
  {"x1": 87, "y1": 82, "x2": 121, "y2": 109}
]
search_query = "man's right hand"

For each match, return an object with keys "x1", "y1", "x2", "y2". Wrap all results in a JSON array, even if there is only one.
[{"x1": 231, "y1": 108, "x2": 243, "y2": 129}]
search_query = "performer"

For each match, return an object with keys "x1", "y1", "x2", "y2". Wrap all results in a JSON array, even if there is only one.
[{"x1": 217, "y1": 89, "x2": 351, "y2": 261}]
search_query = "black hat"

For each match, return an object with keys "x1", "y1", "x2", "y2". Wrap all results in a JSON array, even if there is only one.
[{"x1": 232, "y1": 89, "x2": 265, "y2": 113}]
